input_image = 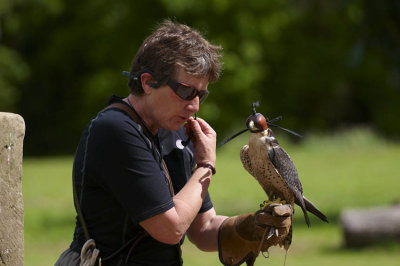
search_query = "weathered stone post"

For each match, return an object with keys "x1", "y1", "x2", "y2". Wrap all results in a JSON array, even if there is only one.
[{"x1": 0, "y1": 112, "x2": 25, "y2": 266}]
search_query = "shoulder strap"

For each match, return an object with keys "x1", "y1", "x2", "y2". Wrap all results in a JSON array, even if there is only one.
[{"x1": 105, "y1": 102, "x2": 175, "y2": 196}]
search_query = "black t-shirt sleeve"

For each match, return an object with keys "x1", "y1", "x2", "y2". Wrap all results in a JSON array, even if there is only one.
[{"x1": 87, "y1": 109, "x2": 174, "y2": 223}]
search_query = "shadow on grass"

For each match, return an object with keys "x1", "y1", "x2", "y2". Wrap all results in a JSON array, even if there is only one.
[{"x1": 321, "y1": 239, "x2": 400, "y2": 254}]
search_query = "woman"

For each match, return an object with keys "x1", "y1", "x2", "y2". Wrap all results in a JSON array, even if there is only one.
[{"x1": 56, "y1": 20, "x2": 291, "y2": 266}]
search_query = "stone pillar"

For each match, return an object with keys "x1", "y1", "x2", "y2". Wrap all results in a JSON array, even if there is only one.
[{"x1": 0, "y1": 112, "x2": 25, "y2": 266}]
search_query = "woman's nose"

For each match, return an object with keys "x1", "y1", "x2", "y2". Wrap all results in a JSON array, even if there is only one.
[{"x1": 186, "y1": 97, "x2": 200, "y2": 114}]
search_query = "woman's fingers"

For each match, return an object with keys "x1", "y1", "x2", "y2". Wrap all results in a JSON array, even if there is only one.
[{"x1": 187, "y1": 117, "x2": 216, "y2": 166}]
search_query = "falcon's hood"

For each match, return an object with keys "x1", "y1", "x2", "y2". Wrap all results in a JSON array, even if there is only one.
[{"x1": 246, "y1": 113, "x2": 268, "y2": 133}]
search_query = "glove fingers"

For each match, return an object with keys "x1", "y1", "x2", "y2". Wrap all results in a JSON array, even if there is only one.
[
  {"x1": 255, "y1": 213, "x2": 291, "y2": 228},
  {"x1": 272, "y1": 205, "x2": 293, "y2": 216},
  {"x1": 263, "y1": 203, "x2": 292, "y2": 214}
]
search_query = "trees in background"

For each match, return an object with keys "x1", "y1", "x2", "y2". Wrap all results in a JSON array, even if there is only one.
[{"x1": 1, "y1": 0, "x2": 399, "y2": 155}]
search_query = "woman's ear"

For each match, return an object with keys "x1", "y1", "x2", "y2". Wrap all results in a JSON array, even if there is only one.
[{"x1": 140, "y1": 72, "x2": 157, "y2": 94}]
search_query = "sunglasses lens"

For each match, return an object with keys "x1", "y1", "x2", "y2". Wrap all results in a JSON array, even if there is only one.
[
  {"x1": 198, "y1": 91, "x2": 209, "y2": 103},
  {"x1": 168, "y1": 79, "x2": 209, "y2": 103},
  {"x1": 176, "y1": 85, "x2": 197, "y2": 100}
]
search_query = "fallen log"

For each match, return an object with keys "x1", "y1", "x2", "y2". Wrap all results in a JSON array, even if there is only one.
[{"x1": 340, "y1": 205, "x2": 400, "y2": 248}]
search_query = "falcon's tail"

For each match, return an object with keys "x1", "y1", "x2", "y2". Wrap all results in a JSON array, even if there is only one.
[
  {"x1": 300, "y1": 205, "x2": 311, "y2": 227},
  {"x1": 303, "y1": 196, "x2": 329, "y2": 224}
]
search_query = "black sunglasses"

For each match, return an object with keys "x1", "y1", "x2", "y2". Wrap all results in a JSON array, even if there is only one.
[{"x1": 167, "y1": 79, "x2": 209, "y2": 103}]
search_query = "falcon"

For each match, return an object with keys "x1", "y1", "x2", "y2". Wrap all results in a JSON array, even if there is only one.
[{"x1": 240, "y1": 109, "x2": 329, "y2": 249}]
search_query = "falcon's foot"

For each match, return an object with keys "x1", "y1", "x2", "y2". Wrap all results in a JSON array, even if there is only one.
[{"x1": 259, "y1": 198, "x2": 287, "y2": 211}]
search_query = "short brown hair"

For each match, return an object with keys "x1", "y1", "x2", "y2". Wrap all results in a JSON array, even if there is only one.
[{"x1": 128, "y1": 20, "x2": 223, "y2": 95}]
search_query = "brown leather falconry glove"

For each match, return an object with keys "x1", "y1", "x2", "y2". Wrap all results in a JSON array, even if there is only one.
[{"x1": 218, "y1": 202, "x2": 293, "y2": 266}]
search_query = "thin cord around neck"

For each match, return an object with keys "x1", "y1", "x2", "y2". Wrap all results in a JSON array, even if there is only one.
[{"x1": 126, "y1": 96, "x2": 155, "y2": 137}]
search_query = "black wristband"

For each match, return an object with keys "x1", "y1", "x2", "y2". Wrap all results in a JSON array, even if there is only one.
[{"x1": 196, "y1": 163, "x2": 216, "y2": 175}]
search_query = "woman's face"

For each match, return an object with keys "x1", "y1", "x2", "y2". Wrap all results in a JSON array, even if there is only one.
[{"x1": 146, "y1": 67, "x2": 209, "y2": 132}]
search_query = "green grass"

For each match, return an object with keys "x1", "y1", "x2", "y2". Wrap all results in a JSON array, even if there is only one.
[{"x1": 23, "y1": 128, "x2": 400, "y2": 265}]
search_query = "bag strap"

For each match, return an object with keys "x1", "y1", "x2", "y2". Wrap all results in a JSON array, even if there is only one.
[{"x1": 72, "y1": 164, "x2": 90, "y2": 240}]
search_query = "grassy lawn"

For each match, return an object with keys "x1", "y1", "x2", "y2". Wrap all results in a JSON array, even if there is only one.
[{"x1": 23, "y1": 128, "x2": 400, "y2": 265}]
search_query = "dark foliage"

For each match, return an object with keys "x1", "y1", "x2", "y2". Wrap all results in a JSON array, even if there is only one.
[{"x1": 1, "y1": 0, "x2": 399, "y2": 155}]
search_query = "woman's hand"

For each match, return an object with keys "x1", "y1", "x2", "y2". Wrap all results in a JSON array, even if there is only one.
[{"x1": 186, "y1": 117, "x2": 216, "y2": 167}]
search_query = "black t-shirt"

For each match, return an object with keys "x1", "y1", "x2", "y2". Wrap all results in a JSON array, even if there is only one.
[{"x1": 70, "y1": 96, "x2": 213, "y2": 265}]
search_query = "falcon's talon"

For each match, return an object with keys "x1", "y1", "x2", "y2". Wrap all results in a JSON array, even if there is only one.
[{"x1": 267, "y1": 226, "x2": 275, "y2": 240}]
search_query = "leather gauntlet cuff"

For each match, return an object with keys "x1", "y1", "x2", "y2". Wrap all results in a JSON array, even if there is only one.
[{"x1": 218, "y1": 214, "x2": 266, "y2": 266}]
